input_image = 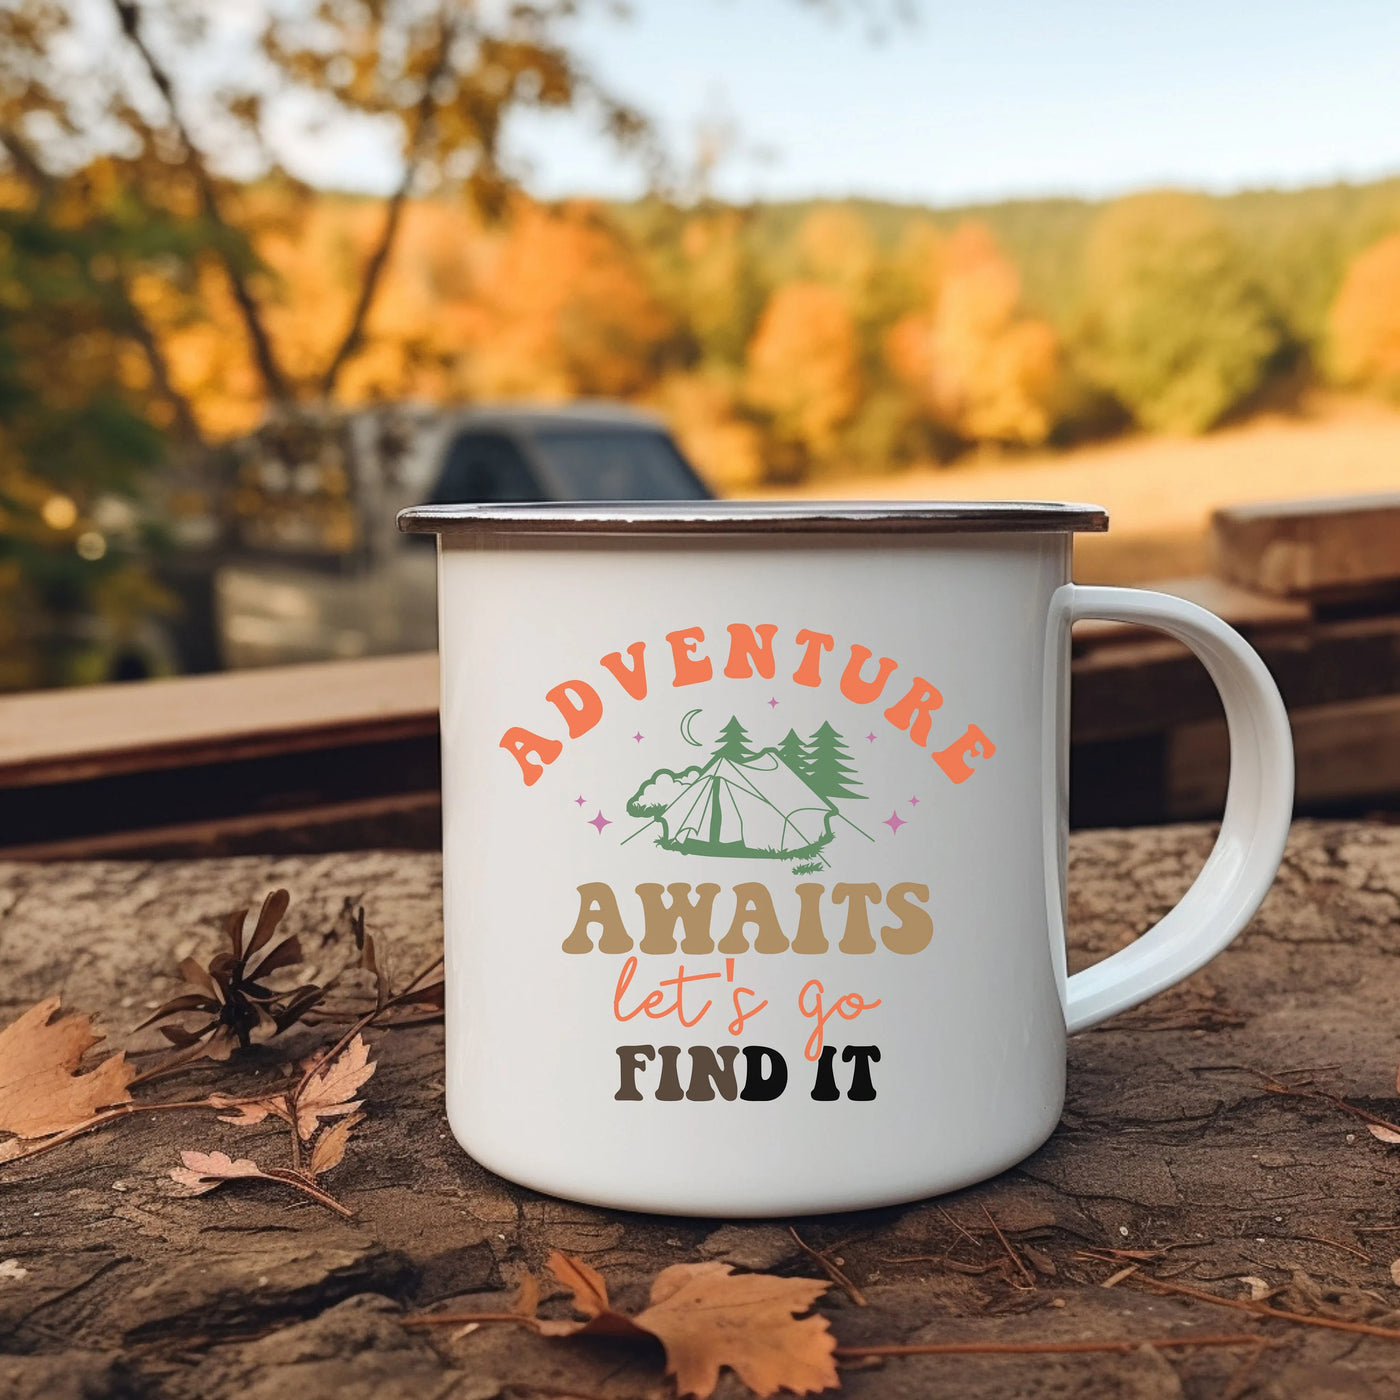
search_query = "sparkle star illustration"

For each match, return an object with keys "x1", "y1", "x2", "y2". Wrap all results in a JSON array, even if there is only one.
[
  {"x1": 588, "y1": 810, "x2": 612, "y2": 834},
  {"x1": 909, "y1": 795, "x2": 920, "y2": 807},
  {"x1": 767, "y1": 697, "x2": 779, "y2": 709},
  {"x1": 574, "y1": 795, "x2": 586, "y2": 806},
  {"x1": 632, "y1": 731, "x2": 644, "y2": 743},
  {"x1": 865, "y1": 732, "x2": 877, "y2": 743},
  {"x1": 883, "y1": 810, "x2": 907, "y2": 834}
]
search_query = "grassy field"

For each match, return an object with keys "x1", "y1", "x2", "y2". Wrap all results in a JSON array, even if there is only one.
[{"x1": 754, "y1": 397, "x2": 1400, "y2": 583}]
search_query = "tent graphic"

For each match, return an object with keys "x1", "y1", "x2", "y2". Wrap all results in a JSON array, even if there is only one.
[{"x1": 625, "y1": 716, "x2": 870, "y2": 866}]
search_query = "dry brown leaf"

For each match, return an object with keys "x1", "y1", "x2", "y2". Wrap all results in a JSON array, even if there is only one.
[
  {"x1": 533, "y1": 1250, "x2": 836, "y2": 1398},
  {"x1": 1368, "y1": 1123, "x2": 1400, "y2": 1144},
  {"x1": 169, "y1": 1148, "x2": 354, "y2": 1216},
  {"x1": 207, "y1": 1092, "x2": 289, "y2": 1128},
  {"x1": 548, "y1": 1250, "x2": 613, "y2": 1318},
  {"x1": 294, "y1": 1034, "x2": 375, "y2": 1139},
  {"x1": 307, "y1": 1110, "x2": 362, "y2": 1178},
  {"x1": 0, "y1": 998, "x2": 135, "y2": 1139},
  {"x1": 170, "y1": 1150, "x2": 267, "y2": 1195},
  {"x1": 1389, "y1": 1258, "x2": 1400, "y2": 1288},
  {"x1": 636, "y1": 1262, "x2": 838, "y2": 1398}
]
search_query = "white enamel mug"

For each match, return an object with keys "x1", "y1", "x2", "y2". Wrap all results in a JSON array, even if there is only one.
[{"x1": 398, "y1": 501, "x2": 1294, "y2": 1217}]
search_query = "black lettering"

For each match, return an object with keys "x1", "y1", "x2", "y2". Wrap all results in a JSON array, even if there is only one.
[
  {"x1": 810, "y1": 1045, "x2": 840, "y2": 1101},
  {"x1": 842, "y1": 1044, "x2": 881, "y2": 1100},
  {"x1": 739, "y1": 1046, "x2": 788, "y2": 1101}
]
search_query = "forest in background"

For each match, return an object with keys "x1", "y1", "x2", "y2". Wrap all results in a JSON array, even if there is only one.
[
  {"x1": 98, "y1": 173, "x2": 1400, "y2": 493},
  {"x1": 6, "y1": 0, "x2": 1400, "y2": 691}
]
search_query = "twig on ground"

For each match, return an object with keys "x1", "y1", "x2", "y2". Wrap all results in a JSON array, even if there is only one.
[
  {"x1": 938, "y1": 1205, "x2": 981, "y2": 1250},
  {"x1": 1254, "y1": 1070, "x2": 1400, "y2": 1138},
  {"x1": 832, "y1": 1335, "x2": 1275, "y2": 1358},
  {"x1": 1292, "y1": 1233, "x2": 1372, "y2": 1263},
  {"x1": 882, "y1": 1256, "x2": 1005, "y2": 1275},
  {"x1": 788, "y1": 1226, "x2": 867, "y2": 1307},
  {"x1": 2, "y1": 1095, "x2": 282, "y2": 1167},
  {"x1": 1132, "y1": 1275, "x2": 1400, "y2": 1341},
  {"x1": 981, "y1": 1205, "x2": 1035, "y2": 1289}
]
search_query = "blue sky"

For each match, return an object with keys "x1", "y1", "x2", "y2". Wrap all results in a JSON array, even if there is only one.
[{"x1": 287, "y1": 0, "x2": 1400, "y2": 206}]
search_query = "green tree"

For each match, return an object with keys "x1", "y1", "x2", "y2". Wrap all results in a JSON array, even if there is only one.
[
  {"x1": 713, "y1": 715, "x2": 757, "y2": 763},
  {"x1": 777, "y1": 727, "x2": 809, "y2": 774},
  {"x1": 0, "y1": 205, "x2": 174, "y2": 689},
  {"x1": 805, "y1": 722, "x2": 863, "y2": 800},
  {"x1": 1079, "y1": 192, "x2": 1285, "y2": 432}
]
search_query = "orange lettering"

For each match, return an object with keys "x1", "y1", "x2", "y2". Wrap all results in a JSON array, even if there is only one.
[
  {"x1": 932, "y1": 723, "x2": 997, "y2": 782},
  {"x1": 600, "y1": 642, "x2": 648, "y2": 700},
  {"x1": 724, "y1": 623, "x2": 779, "y2": 679},
  {"x1": 797, "y1": 978, "x2": 883, "y2": 1061},
  {"x1": 666, "y1": 627, "x2": 713, "y2": 687},
  {"x1": 792, "y1": 629, "x2": 834, "y2": 687},
  {"x1": 545, "y1": 680, "x2": 603, "y2": 739},
  {"x1": 728, "y1": 986, "x2": 769, "y2": 1036},
  {"x1": 840, "y1": 645, "x2": 898, "y2": 704},
  {"x1": 500, "y1": 727, "x2": 563, "y2": 786},
  {"x1": 883, "y1": 676, "x2": 944, "y2": 745}
]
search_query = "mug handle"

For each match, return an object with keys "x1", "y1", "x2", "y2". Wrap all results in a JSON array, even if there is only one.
[{"x1": 1050, "y1": 584, "x2": 1294, "y2": 1033}]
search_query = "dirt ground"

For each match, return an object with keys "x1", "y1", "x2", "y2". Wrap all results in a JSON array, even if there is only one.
[
  {"x1": 757, "y1": 397, "x2": 1400, "y2": 583},
  {"x1": 5, "y1": 821, "x2": 1400, "y2": 1398}
]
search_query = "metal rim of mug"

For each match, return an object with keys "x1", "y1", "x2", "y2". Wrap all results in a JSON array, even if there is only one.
[{"x1": 397, "y1": 500, "x2": 1110, "y2": 536}]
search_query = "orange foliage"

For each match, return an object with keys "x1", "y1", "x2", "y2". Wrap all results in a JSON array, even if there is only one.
[
  {"x1": 886, "y1": 222, "x2": 1058, "y2": 446},
  {"x1": 462, "y1": 199, "x2": 674, "y2": 401},
  {"x1": 744, "y1": 281, "x2": 861, "y2": 459},
  {"x1": 1329, "y1": 232, "x2": 1400, "y2": 395},
  {"x1": 650, "y1": 369, "x2": 763, "y2": 490},
  {"x1": 143, "y1": 194, "x2": 673, "y2": 435},
  {"x1": 797, "y1": 206, "x2": 878, "y2": 302}
]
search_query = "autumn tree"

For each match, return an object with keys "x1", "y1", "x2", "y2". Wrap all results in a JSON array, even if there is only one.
[
  {"x1": 1079, "y1": 192, "x2": 1284, "y2": 433},
  {"x1": 0, "y1": 203, "x2": 174, "y2": 689},
  {"x1": 1328, "y1": 231, "x2": 1400, "y2": 397},
  {"x1": 464, "y1": 198, "x2": 676, "y2": 402},
  {"x1": 745, "y1": 282, "x2": 862, "y2": 475},
  {"x1": 886, "y1": 222, "x2": 1059, "y2": 447}
]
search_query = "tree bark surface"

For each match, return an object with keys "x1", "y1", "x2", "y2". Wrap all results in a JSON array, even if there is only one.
[{"x1": 4, "y1": 820, "x2": 1400, "y2": 1399}]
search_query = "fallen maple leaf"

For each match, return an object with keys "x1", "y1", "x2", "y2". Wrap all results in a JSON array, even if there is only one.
[
  {"x1": 462, "y1": 1251, "x2": 837, "y2": 1399},
  {"x1": 0, "y1": 998, "x2": 135, "y2": 1139},
  {"x1": 170, "y1": 1149, "x2": 266, "y2": 1195},
  {"x1": 207, "y1": 1091, "x2": 289, "y2": 1128},
  {"x1": 307, "y1": 1110, "x2": 362, "y2": 1178},
  {"x1": 635, "y1": 1261, "x2": 837, "y2": 1399},
  {"x1": 294, "y1": 1034, "x2": 375, "y2": 1139},
  {"x1": 169, "y1": 1148, "x2": 353, "y2": 1216}
]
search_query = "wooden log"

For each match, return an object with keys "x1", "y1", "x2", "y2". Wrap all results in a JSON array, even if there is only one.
[{"x1": 1211, "y1": 493, "x2": 1400, "y2": 599}]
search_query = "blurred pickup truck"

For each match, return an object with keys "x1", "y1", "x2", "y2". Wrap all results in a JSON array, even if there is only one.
[{"x1": 215, "y1": 403, "x2": 711, "y2": 669}]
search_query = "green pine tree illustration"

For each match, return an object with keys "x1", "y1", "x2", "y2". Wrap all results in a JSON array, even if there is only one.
[
  {"x1": 777, "y1": 728, "x2": 808, "y2": 774},
  {"x1": 713, "y1": 715, "x2": 757, "y2": 763},
  {"x1": 805, "y1": 722, "x2": 864, "y2": 800}
]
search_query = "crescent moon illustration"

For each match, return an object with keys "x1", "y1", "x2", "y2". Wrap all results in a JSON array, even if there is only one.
[{"x1": 679, "y1": 708, "x2": 703, "y2": 746}]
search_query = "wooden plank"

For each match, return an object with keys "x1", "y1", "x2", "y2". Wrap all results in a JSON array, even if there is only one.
[
  {"x1": 0, "y1": 789, "x2": 441, "y2": 862},
  {"x1": 0, "y1": 651, "x2": 438, "y2": 787},
  {"x1": 1211, "y1": 492, "x2": 1400, "y2": 599},
  {"x1": 1168, "y1": 691, "x2": 1400, "y2": 818},
  {"x1": 1070, "y1": 611, "x2": 1400, "y2": 743}
]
